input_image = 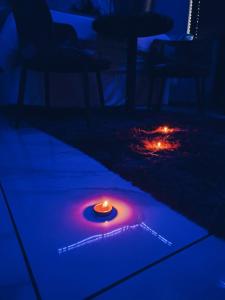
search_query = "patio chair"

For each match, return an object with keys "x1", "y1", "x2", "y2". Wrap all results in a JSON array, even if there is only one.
[
  {"x1": 10, "y1": 0, "x2": 109, "y2": 127},
  {"x1": 148, "y1": 39, "x2": 213, "y2": 112}
]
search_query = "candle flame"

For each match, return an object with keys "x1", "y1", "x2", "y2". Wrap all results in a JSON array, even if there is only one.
[
  {"x1": 163, "y1": 126, "x2": 168, "y2": 133},
  {"x1": 131, "y1": 125, "x2": 182, "y2": 157},
  {"x1": 132, "y1": 137, "x2": 180, "y2": 157},
  {"x1": 102, "y1": 200, "x2": 109, "y2": 208},
  {"x1": 132, "y1": 126, "x2": 182, "y2": 136}
]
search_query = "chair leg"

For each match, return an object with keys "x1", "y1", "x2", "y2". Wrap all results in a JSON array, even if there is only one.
[
  {"x1": 147, "y1": 75, "x2": 155, "y2": 110},
  {"x1": 96, "y1": 71, "x2": 105, "y2": 109},
  {"x1": 15, "y1": 67, "x2": 27, "y2": 128},
  {"x1": 44, "y1": 72, "x2": 50, "y2": 109},
  {"x1": 153, "y1": 77, "x2": 165, "y2": 112},
  {"x1": 196, "y1": 77, "x2": 205, "y2": 112},
  {"x1": 82, "y1": 68, "x2": 91, "y2": 127}
]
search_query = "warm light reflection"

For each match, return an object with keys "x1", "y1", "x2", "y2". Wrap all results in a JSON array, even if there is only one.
[
  {"x1": 133, "y1": 137, "x2": 180, "y2": 157},
  {"x1": 151, "y1": 126, "x2": 180, "y2": 134},
  {"x1": 58, "y1": 222, "x2": 173, "y2": 254},
  {"x1": 144, "y1": 138, "x2": 179, "y2": 152},
  {"x1": 163, "y1": 126, "x2": 169, "y2": 133},
  {"x1": 132, "y1": 126, "x2": 182, "y2": 136}
]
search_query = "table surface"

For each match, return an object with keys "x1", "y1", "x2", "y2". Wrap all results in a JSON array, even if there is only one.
[{"x1": 93, "y1": 12, "x2": 174, "y2": 38}]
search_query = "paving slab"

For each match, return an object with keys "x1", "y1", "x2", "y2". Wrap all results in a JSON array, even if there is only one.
[
  {"x1": 0, "y1": 116, "x2": 208, "y2": 299},
  {"x1": 97, "y1": 236, "x2": 225, "y2": 300},
  {"x1": 0, "y1": 190, "x2": 36, "y2": 300}
]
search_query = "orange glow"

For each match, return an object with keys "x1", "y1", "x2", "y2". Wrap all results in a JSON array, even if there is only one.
[
  {"x1": 152, "y1": 126, "x2": 177, "y2": 134},
  {"x1": 73, "y1": 195, "x2": 134, "y2": 229},
  {"x1": 132, "y1": 126, "x2": 182, "y2": 136},
  {"x1": 131, "y1": 125, "x2": 182, "y2": 157},
  {"x1": 133, "y1": 137, "x2": 180, "y2": 156},
  {"x1": 93, "y1": 200, "x2": 113, "y2": 215},
  {"x1": 102, "y1": 200, "x2": 109, "y2": 208},
  {"x1": 144, "y1": 138, "x2": 179, "y2": 152}
]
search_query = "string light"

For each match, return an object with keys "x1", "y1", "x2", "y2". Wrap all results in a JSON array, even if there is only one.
[
  {"x1": 187, "y1": 0, "x2": 201, "y2": 39},
  {"x1": 194, "y1": 0, "x2": 201, "y2": 39},
  {"x1": 187, "y1": 0, "x2": 193, "y2": 34}
]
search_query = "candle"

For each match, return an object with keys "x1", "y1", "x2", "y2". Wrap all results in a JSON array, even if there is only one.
[
  {"x1": 163, "y1": 126, "x2": 169, "y2": 133},
  {"x1": 93, "y1": 200, "x2": 113, "y2": 216},
  {"x1": 149, "y1": 126, "x2": 180, "y2": 134}
]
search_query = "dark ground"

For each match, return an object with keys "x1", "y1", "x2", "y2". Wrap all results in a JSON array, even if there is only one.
[{"x1": 3, "y1": 106, "x2": 225, "y2": 238}]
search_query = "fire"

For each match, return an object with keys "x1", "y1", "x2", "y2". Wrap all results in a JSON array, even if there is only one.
[{"x1": 103, "y1": 200, "x2": 109, "y2": 208}]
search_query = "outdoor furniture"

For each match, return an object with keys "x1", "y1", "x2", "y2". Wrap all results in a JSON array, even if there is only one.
[
  {"x1": 11, "y1": 0, "x2": 109, "y2": 127},
  {"x1": 148, "y1": 39, "x2": 213, "y2": 112},
  {"x1": 93, "y1": 13, "x2": 173, "y2": 110}
]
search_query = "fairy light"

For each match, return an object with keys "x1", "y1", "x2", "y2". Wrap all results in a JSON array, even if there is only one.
[
  {"x1": 187, "y1": 0, "x2": 201, "y2": 39},
  {"x1": 194, "y1": 0, "x2": 201, "y2": 39},
  {"x1": 187, "y1": 0, "x2": 193, "y2": 34}
]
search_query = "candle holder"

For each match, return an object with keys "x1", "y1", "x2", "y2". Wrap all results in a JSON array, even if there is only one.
[
  {"x1": 93, "y1": 201, "x2": 113, "y2": 216},
  {"x1": 84, "y1": 200, "x2": 118, "y2": 222}
]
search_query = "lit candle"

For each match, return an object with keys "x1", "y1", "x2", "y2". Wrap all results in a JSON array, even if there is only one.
[
  {"x1": 163, "y1": 126, "x2": 168, "y2": 133},
  {"x1": 157, "y1": 142, "x2": 161, "y2": 149},
  {"x1": 93, "y1": 200, "x2": 113, "y2": 216}
]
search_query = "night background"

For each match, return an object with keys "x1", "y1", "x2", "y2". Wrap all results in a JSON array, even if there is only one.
[{"x1": 0, "y1": 1, "x2": 225, "y2": 300}]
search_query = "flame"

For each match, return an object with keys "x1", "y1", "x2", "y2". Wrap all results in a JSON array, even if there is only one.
[
  {"x1": 102, "y1": 200, "x2": 109, "y2": 208},
  {"x1": 131, "y1": 125, "x2": 182, "y2": 157},
  {"x1": 133, "y1": 137, "x2": 180, "y2": 157},
  {"x1": 152, "y1": 126, "x2": 181, "y2": 134},
  {"x1": 144, "y1": 138, "x2": 179, "y2": 152},
  {"x1": 69, "y1": 195, "x2": 134, "y2": 229},
  {"x1": 132, "y1": 126, "x2": 182, "y2": 137},
  {"x1": 163, "y1": 126, "x2": 168, "y2": 133}
]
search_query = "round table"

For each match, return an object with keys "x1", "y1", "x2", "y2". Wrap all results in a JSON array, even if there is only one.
[{"x1": 93, "y1": 13, "x2": 173, "y2": 110}]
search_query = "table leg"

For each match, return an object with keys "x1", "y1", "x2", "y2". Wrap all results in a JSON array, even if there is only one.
[{"x1": 126, "y1": 36, "x2": 137, "y2": 111}]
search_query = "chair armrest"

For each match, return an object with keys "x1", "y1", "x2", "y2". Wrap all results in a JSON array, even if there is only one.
[
  {"x1": 149, "y1": 39, "x2": 214, "y2": 66},
  {"x1": 53, "y1": 22, "x2": 78, "y2": 46}
]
